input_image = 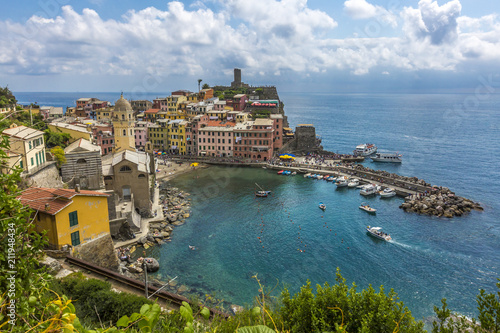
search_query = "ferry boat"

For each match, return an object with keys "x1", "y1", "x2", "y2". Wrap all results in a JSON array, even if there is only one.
[
  {"x1": 366, "y1": 226, "x2": 391, "y2": 241},
  {"x1": 370, "y1": 152, "x2": 402, "y2": 163},
  {"x1": 354, "y1": 143, "x2": 377, "y2": 156},
  {"x1": 360, "y1": 184, "x2": 378, "y2": 196}
]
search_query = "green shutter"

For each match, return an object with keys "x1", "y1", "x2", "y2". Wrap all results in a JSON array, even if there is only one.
[
  {"x1": 71, "y1": 231, "x2": 80, "y2": 246},
  {"x1": 69, "y1": 211, "x2": 78, "y2": 227}
]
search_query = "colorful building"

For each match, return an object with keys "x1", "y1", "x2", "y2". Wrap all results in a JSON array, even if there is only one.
[
  {"x1": 167, "y1": 119, "x2": 188, "y2": 155},
  {"x1": 134, "y1": 121, "x2": 151, "y2": 151},
  {"x1": 112, "y1": 94, "x2": 136, "y2": 153},
  {"x1": 17, "y1": 187, "x2": 110, "y2": 249},
  {"x1": 2, "y1": 125, "x2": 47, "y2": 174}
]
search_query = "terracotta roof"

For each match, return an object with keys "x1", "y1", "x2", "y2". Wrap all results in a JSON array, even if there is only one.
[
  {"x1": 206, "y1": 120, "x2": 236, "y2": 127},
  {"x1": 17, "y1": 188, "x2": 109, "y2": 215},
  {"x1": 144, "y1": 108, "x2": 161, "y2": 114}
]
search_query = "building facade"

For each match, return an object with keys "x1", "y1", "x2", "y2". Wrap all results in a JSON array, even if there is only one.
[
  {"x1": 2, "y1": 125, "x2": 47, "y2": 173},
  {"x1": 112, "y1": 94, "x2": 136, "y2": 153}
]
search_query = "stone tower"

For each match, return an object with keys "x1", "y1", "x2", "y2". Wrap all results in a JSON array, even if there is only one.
[
  {"x1": 231, "y1": 68, "x2": 242, "y2": 88},
  {"x1": 112, "y1": 94, "x2": 136, "y2": 153}
]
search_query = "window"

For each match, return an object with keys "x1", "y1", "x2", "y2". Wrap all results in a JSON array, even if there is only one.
[
  {"x1": 119, "y1": 165, "x2": 132, "y2": 172},
  {"x1": 123, "y1": 129, "x2": 126, "y2": 136},
  {"x1": 71, "y1": 231, "x2": 80, "y2": 246},
  {"x1": 138, "y1": 174, "x2": 146, "y2": 178},
  {"x1": 31, "y1": 157, "x2": 34, "y2": 166},
  {"x1": 69, "y1": 211, "x2": 78, "y2": 227},
  {"x1": 76, "y1": 158, "x2": 86, "y2": 164}
]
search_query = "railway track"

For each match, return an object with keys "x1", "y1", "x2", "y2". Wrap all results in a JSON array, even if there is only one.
[{"x1": 65, "y1": 256, "x2": 229, "y2": 318}]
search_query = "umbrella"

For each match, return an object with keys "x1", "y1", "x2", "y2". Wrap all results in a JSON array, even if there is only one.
[{"x1": 191, "y1": 163, "x2": 199, "y2": 167}]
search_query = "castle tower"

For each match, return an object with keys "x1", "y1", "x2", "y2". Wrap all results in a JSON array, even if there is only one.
[{"x1": 112, "y1": 94, "x2": 136, "y2": 153}]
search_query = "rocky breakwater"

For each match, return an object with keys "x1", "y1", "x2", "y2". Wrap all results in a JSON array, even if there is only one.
[{"x1": 400, "y1": 187, "x2": 483, "y2": 218}]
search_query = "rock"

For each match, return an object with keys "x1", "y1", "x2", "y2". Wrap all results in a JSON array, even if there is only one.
[
  {"x1": 144, "y1": 258, "x2": 160, "y2": 273},
  {"x1": 138, "y1": 236, "x2": 148, "y2": 245},
  {"x1": 183, "y1": 213, "x2": 190, "y2": 218},
  {"x1": 40, "y1": 256, "x2": 62, "y2": 275},
  {"x1": 161, "y1": 231, "x2": 170, "y2": 238},
  {"x1": 128, "y1": 265, "x2": 143, "y2": 274},
  {"x1": 177, "y1": 285, "x2": 189, "y2": 293}
]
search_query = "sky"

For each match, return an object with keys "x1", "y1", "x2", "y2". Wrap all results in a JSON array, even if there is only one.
[{"x1": 1, "y1": 0, "x2": 500, "y2": 93}]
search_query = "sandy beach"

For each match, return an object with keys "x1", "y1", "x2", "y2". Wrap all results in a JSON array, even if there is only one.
[{"x1": 155, "y1": 160, "x2": 209, "y2": 181}]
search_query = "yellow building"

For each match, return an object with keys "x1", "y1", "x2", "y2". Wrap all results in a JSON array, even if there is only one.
[
  {"x1": 48, "y1": 122, "x2": 92, "y2": 143},
  {"x1": 2, "y1": 124, "x2": 47, "y2": 174},
  {"x1": 148, "y1": 121, "x2": 169, "y2": 151},
  {"x1": 167, "y1": 119, "x2": 188, "y2": 155},
  {"x1": 18, "y1": 187, "x2": 110, "y2": 249},
  {"x1": 96, "y1": 107, "x2": 113, "y2": 122}
]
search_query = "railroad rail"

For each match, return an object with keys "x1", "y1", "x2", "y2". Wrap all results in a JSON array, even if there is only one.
[{"x1": 65, "y1": 256, "x2": 230, "y2": 318}]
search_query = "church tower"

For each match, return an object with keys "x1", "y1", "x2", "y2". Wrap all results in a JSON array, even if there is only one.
[{"x1": 112, "y1": 94, "x2": 136, "y2": 153}]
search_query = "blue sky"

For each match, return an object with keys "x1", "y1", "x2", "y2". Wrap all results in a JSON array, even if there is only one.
[{"x1": 1, "y1": 0, "x2": 500, "y2": 93}]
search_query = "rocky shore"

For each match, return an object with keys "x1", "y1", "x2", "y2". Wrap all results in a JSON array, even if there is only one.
[{"x1": 400, "y1": 187, "x2": 483, "y2": 218}]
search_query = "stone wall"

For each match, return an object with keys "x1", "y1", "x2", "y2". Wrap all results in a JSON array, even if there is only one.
[
  {"x1": 73, "y1": 233, "x2": 119, "y2": 271},
  {"x1": 61, "y1": 151, "x2": 102, "y2": 190},
  {"x1": 295, "y1": 126, "x2": 318, "y2": 152},
  {"x1": 25, "y1": 162, "x2": 64, "y2": 188}
]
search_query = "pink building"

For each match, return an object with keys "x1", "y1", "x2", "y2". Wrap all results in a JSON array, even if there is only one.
[
  {"x1": 91, "y1": 123, "x2": 114, "y2": 156},
  {"x1": 186, "y1": 115, "x2": 208, "y2": 156},
  {"x1": 197, "y1": 120, "x2": 236, "y2": 157},
  {"x1": 135, "y1": 121, "x2": 151, "y2": 151},
  {"x1": 233, "y1": 118, "x2": 275, "y2": 161}
]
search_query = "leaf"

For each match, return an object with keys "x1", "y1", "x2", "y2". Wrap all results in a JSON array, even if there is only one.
[
  {"x1": 200, "y1": 307, "x2": 210, "y2": 320},
  {"x1": 236, "y1": 325, "x2": 276, "y2": 333},
  {"x1": 116, "y1": 315, "x2": 130, "y2": 327},
  {"x1": 251, "y1": 306, "x2": 261, "y2": 318},
  {"x1": 180, "y1": 305, "x2": 194, "y2": 322}
]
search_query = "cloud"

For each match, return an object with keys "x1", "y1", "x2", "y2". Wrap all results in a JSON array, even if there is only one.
[
  {"x1": 402, "y1": 0, "x2": 462, "y2": 45},
  {"x1": 0, "y1": 0, "x2": 499, "y2": 89},
  {"x1": 343, "y1": 0, "x2": 398, "y2": 28}
]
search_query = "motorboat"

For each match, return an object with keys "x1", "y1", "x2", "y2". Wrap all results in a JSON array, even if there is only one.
[
  {"x1": 366, "y1": 226, "x2": 391, "y2": 241},
  {"x1": 348, "y1": 179, "x2": 360, "y2": 188},
  {"x1": 370, "y1": 152, "x2": 402, "y2": 163},
  {"x1": 277, "y1": 170, "x2": 284, "y2": 175},
  {"x1": 360, "y1": 184, "x2": 378, "y2": 196},
  {"x1": 316, "y1": 175, "x2": 323, "y2": 180},
  {"x1": 326, "y1": 176, "x2": 336, "y2": 182},
  {"x1": 379, "y1": 188, "x2": 397, "y2": 198},
  {"x1": 319, "y1": 202, "x2": 326, "y2": 210},
  {"x1": 291, "y1": 171, "x2": 297, "y2": 176},
  {"x1": 356, "y1": 183, "x2": 369, "y2": 189},
  {"x1": 336, "y1": 179, "x2": 348, "y2": 187},
  {"x1": 304, "y1": 173, "x2": 311, "y2": 178},
  {"x1": 323, "y1": 175, "x2": 330, "y2": 180},
  {"x1": 359, "y1": 203, "x2": 377, "y2": 214},
  {"x1": 354, "y1": 143, "x2": 377, "y2": 156}
]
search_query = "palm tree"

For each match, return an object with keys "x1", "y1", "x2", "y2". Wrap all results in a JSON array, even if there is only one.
[{"x1": 198, "y1": 79, "x2": 202, "y2": 92}]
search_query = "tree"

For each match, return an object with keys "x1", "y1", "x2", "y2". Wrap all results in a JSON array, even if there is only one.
[
  {"x1": 202, "y1": 83, "x2": 210, "y2": 90},
  {"x1": 198, "y1": 79, "x2": 202, "y2": 92},
  {"x1": 44, "y1": 129, "x2": 71, "y2": 148},
  {"x1": 0, "y1": 136, "x2": 53, "y2": 332},
  {"x1": 50, "y1": 146, "x2": 66, "y2": 167}
]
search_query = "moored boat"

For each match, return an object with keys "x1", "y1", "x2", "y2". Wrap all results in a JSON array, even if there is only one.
[
  {"x1": 304, "y1": 173, "x2": 311, "y2": 178},
  {"x1": 348, "y1": 179, "x2": 360, "y2": 188},
  {"x1": 354, "y1": 143, "x2": 377, "y2": 156},
  {"x1": 370, "y1": 152, "x2": 402, "y2": 163},
  {"x1": 360, "y1": 184, "x2": 378, "y2": 196},
  {"x1": 359, "y1": 203, "x2": 377, "y2": 213},
  {"x1": 379, "y1": 188, "x2": 397, "y2": 198},
  {"x1": 319, "y1": 202, "x2": 326, "y2": 210},
  {"x1": 336, "y1": 179, "x2": 348, "y2": 187},
  {"x1": 277, "y1": 170, "x2": 284, "y2": 175},
  {"x1": 366, "y1": 226, "x2": 391, "y2": 241}
]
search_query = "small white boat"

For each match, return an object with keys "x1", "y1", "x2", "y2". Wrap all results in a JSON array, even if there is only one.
[
  {"x1": 379, "y1": 188, "x2": 396, "y2": 198},
  {"x1": 336, "y1": 179, "x2": 348, "y2": 187},
  {"x1": 356, "y1": 183, "x2": 368, "y2": 189},
  {"x1": 370, "y1": 152, "x2": 402, "y2": 163},
  {"x1": 291, "y1": 171, "x2": 297, "y2": 176},
  {"x1": 316, "y1": 175, "x2": 323, "y2": 180},
  {"x1": 348, "y1": 179, "x2": 360, "y2": 188},
  {"x1": 359, "y1": 203, "x2": 377, "y2": 214},
  {"x1": 255, "y1": 190, "x2": 271, "y2": 197},
  {"x1": 304, "y1": 173, "x2": 311, "y2": 178},
  {"x1": 319, "y1": 202, "x2": 326, "y2": 210},
  {"x1": 360, "y1": 184, "x2": 378, "y2": 196},
  {"x1": 326, "y1": 176, "x2": 335, "y2": 182},
  {"x1": 366, "y1": 226, "x2": 391, "y2": 241}
]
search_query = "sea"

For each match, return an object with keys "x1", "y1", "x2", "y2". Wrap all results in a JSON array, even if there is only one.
[{"x1": 15, "y1": 91, "x2": 500, "y2": 323}]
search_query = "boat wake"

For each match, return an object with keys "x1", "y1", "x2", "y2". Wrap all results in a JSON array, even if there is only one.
[{"x1": 388, "y1": 240, "x2": 412, "y2": 249}]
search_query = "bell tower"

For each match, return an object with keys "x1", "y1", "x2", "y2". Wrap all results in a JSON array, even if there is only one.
[{"x1": 112, "y1": 93, "x2": 136, "y2": 153}]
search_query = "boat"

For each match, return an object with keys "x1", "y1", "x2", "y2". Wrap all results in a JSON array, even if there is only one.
[
  {"x1": 304, "y1": 173, "x2": 311, "y2": 178},
  {"x1": 359, "y1": 203, "x2": 377, "y2": 213},
  {"x1": 277, "y1": 170, "x2": 284, "y2": 175},
  {"x1": 379, "y1": 188, "x2": 397, "y2": 198},
  {"x1": 370, "y1": 152, "x2": 402, "y2": 163},
  {"x1": 356, "y1": 183, "x2": 368, "y2": 189},
  {"x1": 366, "y1": 226, "x2": 391, "y2": 241},
  {"x1": 354, "y1": 143, "x2": 377, "y2": 156},
  {"x1": 347, "y1": 179, "x2": 360, "y2": 188},
  {"x1": 326, "y1": 176, "x2": 335, "y2": 182},
  {"x1": 255, "y1": 183, "x2": 271, "y2": 197},
  {"x1": 323, "y1": 175, "x2": 330, "y2": 180},
  {"x1": 291, "y1": 171, "x2": 297, "y2": 176},
  {"x1": 336, "y1": 179, "x2": 348, "y2": 187},
  {"x1": 316, "y1": 175, "x2": 323, "y2": 180},
  {"x1": 319, "y1": 202, "x2": 326, "y2": 210},
  {"x1": 360, "y1": 184, "x2": 378, "y2": 196}
]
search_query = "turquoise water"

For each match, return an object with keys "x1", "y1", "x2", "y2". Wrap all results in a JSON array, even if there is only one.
[{"x1": 16, "y1": 91, "x2": 500, "y2": 320}]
